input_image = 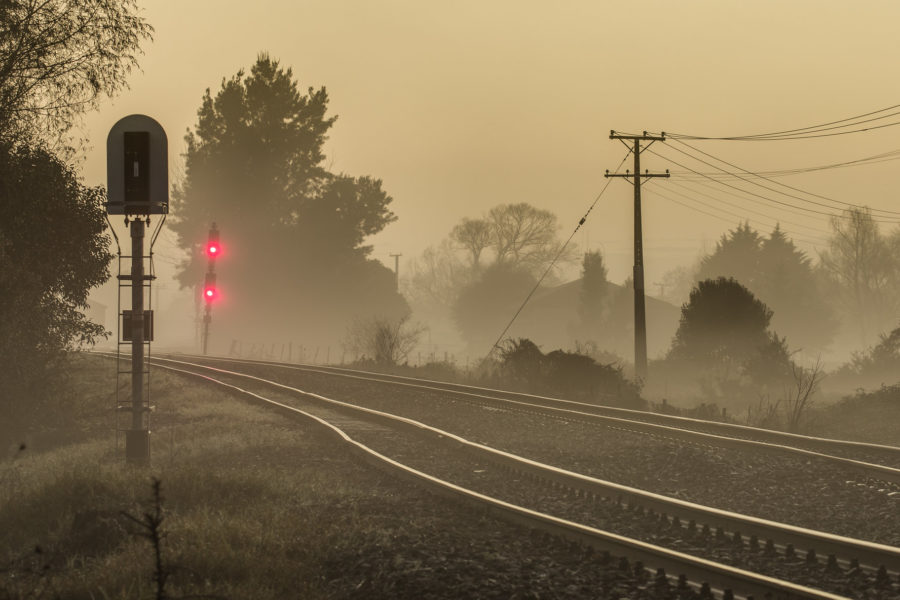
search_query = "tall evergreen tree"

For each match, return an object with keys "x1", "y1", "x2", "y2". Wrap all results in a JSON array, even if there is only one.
[
  {"x1": 757, "y1": 225, "x2": 836, "y2": 351},
  {"x1": 578, "y1": 250, "x2": 610, "y2": 340},
  {"x1": 697, "y1": 222, "x2": 762, "y2": 289},
  {"x1": 171, "y1": 55, "x2": 407, "y2": 347},
  {"x1": 697, "y1": 222, "x2": 836, "y2": 352}
]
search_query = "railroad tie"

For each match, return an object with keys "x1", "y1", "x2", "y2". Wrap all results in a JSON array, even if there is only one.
[{"x1": 654, "y1": 568, "x2": 668, "y2": 590}]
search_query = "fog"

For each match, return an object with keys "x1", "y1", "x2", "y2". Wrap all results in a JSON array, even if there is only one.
[
  {"x1": 63, "y1": 2, "x2": 900, "y2": 410},
  {"x1": 5, "y1": 4, "x2": 900, "y2": 597}
]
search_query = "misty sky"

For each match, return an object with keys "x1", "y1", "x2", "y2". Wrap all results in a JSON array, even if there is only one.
[{"x1": 81, "y1": 0, "x2": 900, "y2": 328}]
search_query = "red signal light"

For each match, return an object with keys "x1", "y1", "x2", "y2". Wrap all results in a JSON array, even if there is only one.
[
  {"x1": 206, "y1": 242, "x2": 220, "y2": 257},
  {"x1": 203, "y1": 286, "x2": 217, "y2": 302}
]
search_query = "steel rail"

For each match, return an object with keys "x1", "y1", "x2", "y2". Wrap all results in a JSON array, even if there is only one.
[
  {"x1": 164, "y1": 354, "x2": 900, "y2": 485},
  {"x1": 141, "y1": 356, "x2": 853, "y2": 600},
  {"x1": 174, "y1": 354, "x2": 900, "y2": 456},
  {"x1": 143, "y1": 355, "x2": 900, "y2": 577}
]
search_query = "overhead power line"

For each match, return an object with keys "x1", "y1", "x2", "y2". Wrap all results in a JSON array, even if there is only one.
[
  {"x1": 670, "y1": 147, "x2": 900, "y2": 180},
  {"x1": 669, "y1": 177, "x2": 833, "y2": 228},
  {"x1": 649, "y1": 143, "x2": 900, "y2": 224},
  {"x1": 665, "y1": 180, "x2": 832, "y2": 237},
  {"x1": 668, "y1": 138, "x2": 900, "y2": 218},
  {"x1": 643, "y1": 185, "x2": 828, "y2": 247},
  {"x1": 661, "y1": 102, "x2": 900, "y2": 141}
]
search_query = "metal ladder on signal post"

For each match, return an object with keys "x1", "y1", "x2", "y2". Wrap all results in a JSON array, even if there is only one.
[{"x1": 107, "y1": 215, "x2": 163, "y2": 456}]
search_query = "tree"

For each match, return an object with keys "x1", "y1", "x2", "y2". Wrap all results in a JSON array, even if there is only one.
[
  {"x1": 0, "y1": 0, "x2": 148, "y2": 439},
  {"x1": 819, "y1": 207, "x2": 898, "y2": 346},
  {"x1": 451, "y1": 218, "x2": 492, "y2": 269},
  {"x1": 782, "y1": 359, "x2": 825, "y2": 433},
  {"x1": 342, "y1": 315, "x2": 425, "y2": 366},
  {"x1": 697, "y1": 222, "x2": 762, "y2": 289},
  {"x1": 657, "y1": 264, "x2": 697, "y2": 307},
  {"x1": 669, "y1": 277, "x2": 773, "y2": 367},
  {"x1": 404, "y1": 240, "x2": 471, "y2": 312},
  {"x1": 170, "y1": 55, "x2": 407, "y2": 347},
  {"x1": 407, "y1": 202, "x2": 574, "y2": 350},
  {"x1": 577, "y1": 250, "x2": 610, "y2": 340},
  {"x1": 667, "y1": 277, "x2": 796, "y2": 407},
  {"x1": 0, "y1": 143, "x2": 112, "y2": 435},
  {"x1": 756, "y1": 225, "x2": 837, "y2": 352},
  {"x1": 832, "y1": 324, "x2": 900, "y2": 390},
  {"x1": 0, "y1": 0, "x2": 152, "y2": 146},
  {"x1": 488, "y1": 203, "x2": 569, "y2": 273},
  {"x1": 453, "y1": 263, "x2": 537, "y2": 352},
  {"x1": 697, "y1": 222, "x2": 836, "y2": 352}
]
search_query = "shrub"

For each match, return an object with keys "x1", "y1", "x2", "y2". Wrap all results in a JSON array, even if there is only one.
[{"x1": 497, "y1": 338, "x2": 644, "y2": 408}]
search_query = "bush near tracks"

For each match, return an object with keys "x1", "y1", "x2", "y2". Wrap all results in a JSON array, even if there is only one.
[
  {"x1": 493, "y1": 338, "x2": 645, "y2": 409},
  {"x1": 814, "y1": 384, "x2": 900, "y2": 446},
  {"x1": 1, "y1": 354, "x2": 680, "y2": 600}
]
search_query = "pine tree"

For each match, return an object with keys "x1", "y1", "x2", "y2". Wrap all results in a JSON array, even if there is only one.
[
  {"x1": 171, "y1": 54, "x2": 407, "y2": 346},
  {"x1": 578, "y1": 251, "x2": 610, "y2": 340}
]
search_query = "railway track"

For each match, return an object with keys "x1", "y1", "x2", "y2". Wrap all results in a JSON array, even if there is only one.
[
  {"x1": 167, "y1": 354, "x2": 900, "y2": 483},
  {"x1": 103, "y1": 353, "x2": 900, "y2": 599}
]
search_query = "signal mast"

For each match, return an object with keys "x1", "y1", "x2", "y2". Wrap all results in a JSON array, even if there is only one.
[{"x1": 202, "y1": 223, "x2": 220, "y2": 354}]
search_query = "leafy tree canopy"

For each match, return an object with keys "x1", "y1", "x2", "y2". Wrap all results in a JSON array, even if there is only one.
[
  {"x1": 0, "y1": 0, "x2": 152, "y2": 147},
  {"x1": 0, "y1": 0, "x2": 148, "y2": 438},
  {"x1": 171, "y1": 54, "x2": 406, "y2": 346},
  {"x1": 0, "y1": 142, "x2": 112, "y2": 433}
]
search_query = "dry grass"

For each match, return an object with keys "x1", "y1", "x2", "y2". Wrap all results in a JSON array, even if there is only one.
[{"x1": 1, "y1": 354, "x2": 614, "y2": 600}]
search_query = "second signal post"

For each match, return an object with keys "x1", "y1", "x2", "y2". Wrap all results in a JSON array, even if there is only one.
[{"x1": 202, "y1": 223, "x2": 220, "y2": 354}]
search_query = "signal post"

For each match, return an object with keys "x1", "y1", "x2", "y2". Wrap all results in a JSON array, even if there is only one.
[
  {"x1": 107, "y1": 115, "x2": 168, "y2": 464},
  {"x1": 202, "y1": 224, "x2": 220, "y2": 354}
]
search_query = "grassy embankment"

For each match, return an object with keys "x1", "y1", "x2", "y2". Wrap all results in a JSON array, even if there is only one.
[{"x1": 1, "y1": 354, "x2": 617, "y2": 600}]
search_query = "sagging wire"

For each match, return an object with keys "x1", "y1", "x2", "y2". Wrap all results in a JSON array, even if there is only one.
[
  {"x1": 485, "y1": 150, "x2": 632, "y2": 360},
  {"x1": 662, "y1": 102, "x2": 900, "y2": 141},
  {"x1": 668, "y1": 139, "x2": 900, "y2": 218}
]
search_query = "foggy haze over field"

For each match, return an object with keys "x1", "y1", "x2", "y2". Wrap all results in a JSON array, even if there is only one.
[
  {"x1": 5, "y1": 3, "x2": 900, "y2": 596},
  {"x1": 3, "y1": 0, "x2": 900, "y2": 412},
  {"x1": 71, "y1": 1, "x2": 900, "y2": 371}
]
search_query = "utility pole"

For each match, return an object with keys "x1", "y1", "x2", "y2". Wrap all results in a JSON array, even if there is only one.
[
  {"x1": 390, "y1": 253, "x2": 402, "y2": 291},
  {"x1": 605, "y1": 130, "x2": 669, "y2": 381}
]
